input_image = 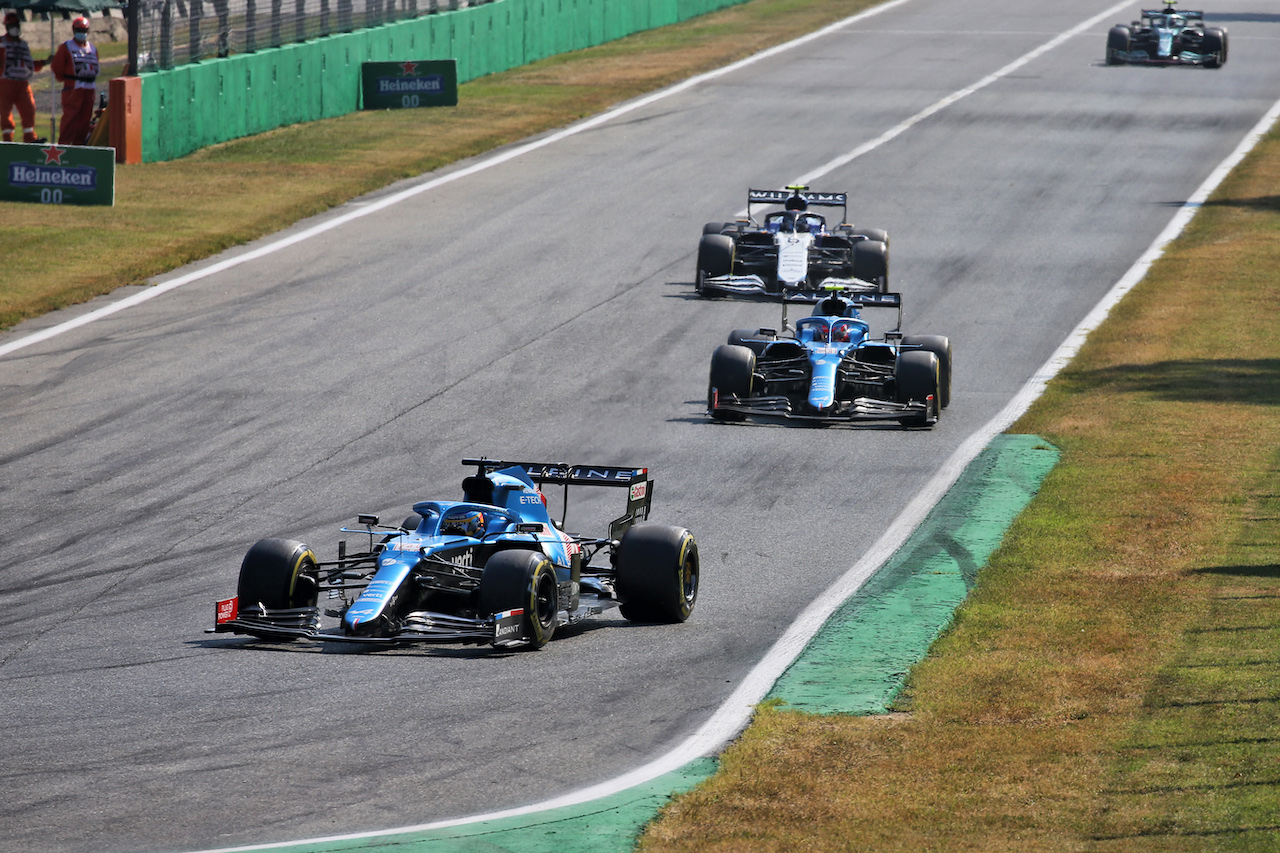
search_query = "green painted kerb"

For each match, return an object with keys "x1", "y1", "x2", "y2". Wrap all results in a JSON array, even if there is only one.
[
  {"x1": 263, "y1": 758, "x2": 718, "y2": 853},
  {"x1": 768, "y1": 433, "x2": 1060, "y2": 714}
]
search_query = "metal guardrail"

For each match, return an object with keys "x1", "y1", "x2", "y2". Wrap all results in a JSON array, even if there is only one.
[
  {"x1": 1, "y1": 0, "x2": 491, "y2": 71},
  {"x1": 134, "y1": 0, "x2": 493, "y2": 70}
]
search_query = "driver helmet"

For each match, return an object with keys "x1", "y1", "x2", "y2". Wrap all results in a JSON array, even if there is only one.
[
  {"x1": 440, "y1": 508, "x2": 485, "y2": 538},
  {"x1": 833, "y1": 323, "x2": 852, "y2": 343}
]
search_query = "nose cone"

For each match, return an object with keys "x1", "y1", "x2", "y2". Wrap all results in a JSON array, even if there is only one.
[{"x1": 808, "y1": 358, "x2": 839, "y2": 409}]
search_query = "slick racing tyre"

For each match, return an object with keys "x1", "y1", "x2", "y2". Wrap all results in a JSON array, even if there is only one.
[
  {"x1": 696, "y1": 234, "x2": 734, "y2": 296},
  {"x1": 703, "y1": 221, "x2": 733, "y2": 235},
  {"x1": 1106, "y1": 25, "x2": 1131, "y2": 64},
  {"x1": 895, "y1": 350, "x2": 940, "y2": 427},
  {"x1": 708, "y1": 344, "x2": 755, "y2": 421},
  {"x1": 850, "y1": 226, "x2": 889, "y2": 246},
  {"x1": 478, "y1": 550, "x2": 559, "y2": 649},
  {"x1": 727, "y1": 328, "x2": 771, "y2": 354},
  {"x1": 237, "y1": 538, "x2": 319, "y2": 611},
  {"x1": 852, "y1": 240, "x2": 889, "y2": 292},
  {"x1": 1202, "y1": 28, "x2": 1227, "y2": 67},
  {"x1": 902, "y1": 334, "x2": 952, "y2": 409},
  {"x1": 615, "y1": 524, "x2": 700, "y2": 623}
]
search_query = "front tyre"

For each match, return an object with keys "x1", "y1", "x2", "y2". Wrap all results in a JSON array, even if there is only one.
[
  {"x1": 1202, "y1": 28, "x2": 1226, "y2": 67},
  {"x1": 478, "y1": 550, "x2": 559, "y2": 648},
  {"x1": 902, "y1": 334, "x2": 952, "y2": 409},
  {"x1": 708, "y1": 344, "x2": 755, "y2": 421},
  {"x1": 616, "y1": 524, "x2": 700, "y2": 623},
  {"x1": 237, "y1": 538, "x2": 319, "y2": 611},
  {"x1": 696, "y1": 234, "x2": 735, "y2": 297},
  {"x1": 852, "y1": 240, "x2": 889, "y2": 292},
  {"x1": 1106, "y1": 25, "x2": 1131, "y2": 64},
  {"x1": 895, "y1": 350, "x2": 940, "y2": 427}
]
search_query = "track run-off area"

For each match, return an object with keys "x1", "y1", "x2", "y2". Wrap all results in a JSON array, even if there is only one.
[{"x1": 3, "y1": 0, "x2": 1280, "y2": 851}]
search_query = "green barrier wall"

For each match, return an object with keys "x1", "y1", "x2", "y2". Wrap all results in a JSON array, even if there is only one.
[{"x1": 139, "y1": 0, "x2": 749, "y2": 162}]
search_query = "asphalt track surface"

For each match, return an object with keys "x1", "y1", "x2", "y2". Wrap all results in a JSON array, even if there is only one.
[{"x1": 3, "y1": 1, "x2": 1279, "y2": 851}]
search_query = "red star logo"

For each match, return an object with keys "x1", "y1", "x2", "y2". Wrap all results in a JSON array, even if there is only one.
[
  {"x1": 400, "y1": 61, "x2": 418, "y2": 76},
  {"x1": 41, "y1": 144, "x2": 65, "y2": 165}
]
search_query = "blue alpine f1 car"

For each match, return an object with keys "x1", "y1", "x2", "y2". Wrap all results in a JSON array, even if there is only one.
[
  {"x1": 1106, "y1": 2, "x2": 1227, "y2": 67},
  {"x1": 696, "y1": 186, "x2": 889, "y2": 301},
  {"x1": 212, "y1": 459, "x2": 699, "y2": 649},
  {"x1": 707, "y1": 289, "x2": 951, "y2": 427}
]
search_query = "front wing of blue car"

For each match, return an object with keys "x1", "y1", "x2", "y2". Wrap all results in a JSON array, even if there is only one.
[{"x1": 708, "y1": 392, "x2": 936, "y2": 426}]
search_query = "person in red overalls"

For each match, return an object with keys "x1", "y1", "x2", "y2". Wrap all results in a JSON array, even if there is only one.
[
  {"x1": 0, "y1": 12, "x2": 47, "y2": 143},
  {"x1": 51, "y1": 16, "x2": 97, "y2": 145}
]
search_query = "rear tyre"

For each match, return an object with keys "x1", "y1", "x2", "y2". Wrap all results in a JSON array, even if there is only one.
[
  {"x1": 616, "y1": 524, "x2": 699, "y2": 623},
  {"x1": 851, "y1": 227, "x2": 889, "y2": 246},
  {"x1": 237, "y1": 538, "x2": 319, "y2": 611},
  {"x1": 478, "y1": 550, "x2": 559, "y2": 649},
  {"x1": 902, "y1": 334, "x2": 952, "y2": 409},
  {"x1": 1202, "y1": 28, "x2": 1226, "y2": 67},
  {"x1": 708, "y1": 344, "x2": 755, "y2": 421},
  {"x1": 852, "y1": 240, "x2": 889, "y2": 292},
  {"x1": 1106, "y1": 25, "x2": 1131, "y2": 64},
  {"x1": 727, "y1": 328, "x2": 771, "y2": 354},
  {"x1": 696, "y1": 234, "x2": 735, "y2": 297},
  {"x1": 895, "y1": 350, "x2": 940, "y2": 427}
]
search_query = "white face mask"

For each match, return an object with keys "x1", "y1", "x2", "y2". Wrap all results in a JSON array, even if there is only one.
[
  {"x1": 73, "y1": 31, "x2": 87, "y2": 43},
  {"x1": 6, "y1": 26, "x2": 19, "y2": 37}
]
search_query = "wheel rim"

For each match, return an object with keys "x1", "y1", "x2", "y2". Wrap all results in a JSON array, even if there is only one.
[
  {"x1": 681, "y1": 550, "x2": 699, "y2": 609},
  {"x1": 533, "y1": 570, "x2": 557, "y2": 631}
]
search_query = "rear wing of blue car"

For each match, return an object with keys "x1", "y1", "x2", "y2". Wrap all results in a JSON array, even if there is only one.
[{"x1": 461, "y1": 458, "x2": 654, "y2": 540}]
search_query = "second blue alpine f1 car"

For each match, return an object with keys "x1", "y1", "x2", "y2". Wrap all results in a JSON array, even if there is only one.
[
  {"x1": 707, "y1": 288, "x2": 951, "y2": 428},
  {"x1": 212, "y1": 459, "x2": 699, "y2": 650}
]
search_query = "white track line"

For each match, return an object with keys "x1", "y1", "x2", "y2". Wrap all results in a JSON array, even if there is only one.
[
  {"x1": 178, "y1": 0, "x2": 1280, "y2": 851},
  {"x1": 0, "y1": 0, "x2": 915, "y2": 362}
]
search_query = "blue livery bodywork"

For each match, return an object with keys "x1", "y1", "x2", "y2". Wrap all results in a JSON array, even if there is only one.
[
  {"x1": 212, "y1": 460, "x2": 699, "y2": 650},
  {"x1": 707, "y1": 289, "x2": 952, "y2": 428}
]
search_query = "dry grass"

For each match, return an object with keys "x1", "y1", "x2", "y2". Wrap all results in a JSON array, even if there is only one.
[
  {"x1": 0, "y1": 0, "x2": 882, "y2": 332},
  {"x1": 638, "y1": 133, "x2": 1280, "y2": 851}
]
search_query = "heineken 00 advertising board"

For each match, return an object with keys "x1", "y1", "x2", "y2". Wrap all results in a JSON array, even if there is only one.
[
  {"x1": 1, "y1": 143, "x2": 115, "y2": 206},
  {"x1": 361, "y1": 60, "x2": 458, "y2": 110}
]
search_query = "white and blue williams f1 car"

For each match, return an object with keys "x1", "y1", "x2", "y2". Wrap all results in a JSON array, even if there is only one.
[
  {"x1": 696, "y1": 186, "x2": 890, "y2": 301},
  {"x1": 707, "y1": 288, "x2": 951, "y2": 428},
  {"x1": 211, "y1": 459, "x2": 699, "y2": 650},
  {"x1": 1106, "y1": 2, "x2": 1227, "y2": 66}
]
